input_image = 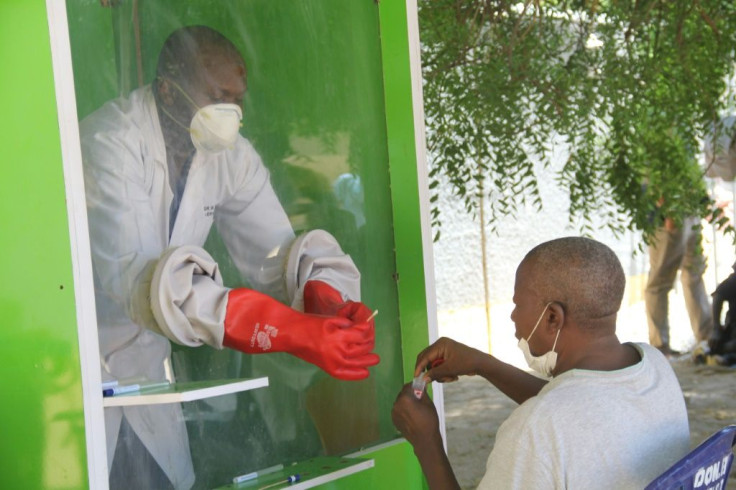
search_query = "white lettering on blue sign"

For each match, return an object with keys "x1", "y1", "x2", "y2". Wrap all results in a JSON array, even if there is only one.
[{"x1": 693, "y1": 455, "x2": 731, "y2": 488}]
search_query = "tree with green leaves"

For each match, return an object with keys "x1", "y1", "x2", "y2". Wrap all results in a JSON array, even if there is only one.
[{"x1": 419, "y1": 0, "x2": 736, "y2": 242}]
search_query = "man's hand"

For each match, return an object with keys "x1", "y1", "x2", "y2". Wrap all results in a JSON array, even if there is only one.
[
  {"x1": 391, "y1": 383, "x2": 442, "y2": 447},
  {"x1": 392, "y1": 383, "x2": 461, "y2": 490},
  {"x1": 415, "y1": 337, "x2": 487, "y2": 383}
]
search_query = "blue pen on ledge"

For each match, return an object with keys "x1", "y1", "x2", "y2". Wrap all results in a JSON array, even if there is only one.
[
  {"x1": 257, "y1": 474, "x2": 300, "y2": 490},
  {"x1": 102, "y1": 381, "x2": 170, "y2": 397}
]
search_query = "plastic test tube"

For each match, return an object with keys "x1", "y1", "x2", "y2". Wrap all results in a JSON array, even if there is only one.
[
  {"x1": 412, "y1": 375, "x2": 427, "y2": 399},
  {"x1": 411, "y1": 358, "x2": 444, "y2": 399}
]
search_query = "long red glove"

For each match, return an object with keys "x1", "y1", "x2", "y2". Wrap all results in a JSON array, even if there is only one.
[
  {"x1": 303, "y1": 280, "x2": 374, "y2": 325},
  {"x1": 224, "y1": 288, "x2": 379, "y2": 380}
]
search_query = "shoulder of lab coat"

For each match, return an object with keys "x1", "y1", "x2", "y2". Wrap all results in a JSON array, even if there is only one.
[{"x1": 80, "y1": 85, "x2": 165, "y2": 166}]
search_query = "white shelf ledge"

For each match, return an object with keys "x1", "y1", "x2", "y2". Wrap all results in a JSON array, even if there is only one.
[
  {"x1": 290, "y1": 458, "x2": 374, "y2": 489},
  {"x1": 216, "y1": 455, "x2": 375, "y2": 489},
  {"x1": 102, "y1": 377, "x2": 269, "y2": 407}
]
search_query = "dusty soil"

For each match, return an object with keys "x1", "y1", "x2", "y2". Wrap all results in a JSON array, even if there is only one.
[{"x1": 443, "y1": 356, "x2": 736, "y2": 489}]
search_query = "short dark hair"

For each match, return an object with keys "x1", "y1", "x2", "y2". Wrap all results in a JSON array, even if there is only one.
[
  {"x1": 523, "y1": 236, "x2": 625, "y2": 322},
  {"x1": 156, "y1": 25, "x2": 242, "y2": 86}
]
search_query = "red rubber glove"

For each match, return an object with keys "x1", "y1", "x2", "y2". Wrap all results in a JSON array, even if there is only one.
[
  {"x1": 224, "y1": 288, "x2": 379, "y2": 380},
  {"x1": 303, "y1": 280, "x2": 375, "y2": 326}
]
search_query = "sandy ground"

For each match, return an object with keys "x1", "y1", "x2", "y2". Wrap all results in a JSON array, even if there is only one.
[{"x1": 443, "y1": 356, "x2": 736, "y2": 489}]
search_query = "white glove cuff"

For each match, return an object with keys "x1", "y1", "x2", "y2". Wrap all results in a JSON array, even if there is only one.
[
  {"x1": 150, "y1": 245, "x2": 229, "y2": 348},
  {"x1": 285, "y1": 230, "x2": 361, "y2": 311}
]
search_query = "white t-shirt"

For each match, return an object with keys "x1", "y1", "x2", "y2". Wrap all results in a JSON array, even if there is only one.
[{"x1": 478, "y1": 343, "x2": 690, "y2": 489}]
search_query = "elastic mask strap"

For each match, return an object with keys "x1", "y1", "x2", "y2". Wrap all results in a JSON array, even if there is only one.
[
  {"x1": 161, "y1": 77, "x2": 200, "y2": 111},
  {"x1": 528, "y1": 302, "x2": 553, "y2": 339},
  {"x1": 551, "y1": 328, "x2": 561, "y2": 352},
  {"x1": 159, "y1": 104, "x2": 191, "y2": 133},
  {"x1": 157, "y1": 77, "x2": 199, "y2": 133}
]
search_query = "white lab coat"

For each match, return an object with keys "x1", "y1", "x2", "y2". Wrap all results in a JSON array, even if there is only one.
[{"x1": 80, "y1": 85, "x2": 360, "y2": 488}]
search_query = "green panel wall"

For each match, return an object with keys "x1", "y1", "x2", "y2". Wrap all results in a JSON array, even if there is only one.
[
  {"x1": 0, "y1": 1, "x2": 88, "y2": 489},
  {"x1": 379, "y1": 0, "x2": 434, "y2": 382},
  {"x1": 322, "y1": 442, "x2": 426, "y2": 490}
]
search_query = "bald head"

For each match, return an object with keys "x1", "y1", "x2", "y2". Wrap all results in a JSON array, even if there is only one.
[
  {"x1": 156, "y1": 25, "x2": 244, "y2": 88},
  {"x1": 521, "y1": 237, "x2": 625, "y2": 323}
]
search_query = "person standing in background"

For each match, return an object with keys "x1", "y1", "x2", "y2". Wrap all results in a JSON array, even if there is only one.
[{"x1": 644, "y1": 213, "x2": 713, "y2": 357}]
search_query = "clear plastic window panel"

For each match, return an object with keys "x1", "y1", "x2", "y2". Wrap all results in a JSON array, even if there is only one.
[{"x1": 65, "y1": 1, "x2": 403, "y2": 488}]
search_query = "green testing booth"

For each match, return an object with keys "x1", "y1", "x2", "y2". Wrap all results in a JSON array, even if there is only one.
[{"x1": 1, "y1": 0, "x2": 443, "y2": 488}]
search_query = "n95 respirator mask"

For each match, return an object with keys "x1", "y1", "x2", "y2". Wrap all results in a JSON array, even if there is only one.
[{"x1": 189, "y1": 103, "x2": 243, "y2": 153}]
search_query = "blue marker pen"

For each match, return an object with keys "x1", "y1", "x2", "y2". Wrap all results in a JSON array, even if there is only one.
[
  {"x1": 101, "y1": 376, "x2": 149, "y2": 392},
  {"x1": 258, "y1": 474, "x2": 301, "y2": 490},
  {"x1": 101, "y1": 380, "x2": 118, "y2": 390},
  {"x1": 102, "y1": 381, "x2": 170, "y2": 397},
  {"x1": 103, "y1": 384, "x2": 141, "y2": 397}
]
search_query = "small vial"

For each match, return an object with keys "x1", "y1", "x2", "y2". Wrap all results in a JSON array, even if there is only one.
[
  {"x1": 412, "y1": 375, "x2": 427, "y2": 399},
  {"x1": 411, "y1": 358, "x2": 443, "y2": 399}
]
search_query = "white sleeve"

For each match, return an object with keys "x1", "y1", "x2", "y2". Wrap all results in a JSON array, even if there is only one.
[
  {"x1": 150, "y1": 245, "x2": 229, "y2": 348},
  {"x1": 214, "y1": 141, "x2": 295, "y2": 302},
  {"x1": 81, "y1": 99, "x2": 166, "y2": 334},
  {"x1": 284, "y1": 229, "x2": 361, "y2": 311}
]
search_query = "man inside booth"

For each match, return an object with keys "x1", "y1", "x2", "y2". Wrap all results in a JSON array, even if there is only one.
[{"x1": 80, "y1": 25, "x2": 379, "y2": 489}]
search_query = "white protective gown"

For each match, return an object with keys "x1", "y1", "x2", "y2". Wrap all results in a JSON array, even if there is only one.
[{"x1": 80, "y1": 85, "x2": 360, "y2": 489}]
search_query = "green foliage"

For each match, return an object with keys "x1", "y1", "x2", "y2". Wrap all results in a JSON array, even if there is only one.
[{"x1": 419, "y1": 0, "x2": 736, "y2": 243}]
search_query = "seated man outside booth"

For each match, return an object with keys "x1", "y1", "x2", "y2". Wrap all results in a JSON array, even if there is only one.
[
  {"x1": 80, "y1": 25, "x2": 379, "y2": 489},
  {"x1": 392, "y1": 237, "x2": 690, "y2": 489}
]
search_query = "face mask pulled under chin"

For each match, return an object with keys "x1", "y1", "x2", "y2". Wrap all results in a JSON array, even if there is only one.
[
  {"x1": 517, "y1": 302, "x2": 561, "y2": 377},
  {"x1": 189, "y1": 103, "x2": 243, "y2": 153}
]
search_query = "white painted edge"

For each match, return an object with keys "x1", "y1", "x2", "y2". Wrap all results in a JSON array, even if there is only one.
[
  {"x1": 345, "y1": 437, "x2": 407, "y2": 457},
  {"x1": 45, "y1": 1, "x2": 108, "y2": 488},
  {"x1": 103, "y1": 377, "x2": 269, "y2": 407},
  {"x1": 289, "y1": 459, "x2": 375, "y2": 490},
  {"x1": 404, "y1": 0, "x2": 446, "y2": 448}
]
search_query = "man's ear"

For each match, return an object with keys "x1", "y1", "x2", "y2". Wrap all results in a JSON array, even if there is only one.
[{"x1": 546, "y1": 302, "x2": 565, "y2": 333}]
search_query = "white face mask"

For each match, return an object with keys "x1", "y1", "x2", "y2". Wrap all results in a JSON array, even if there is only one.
[
  {"x1": 189, "y1": 103, "x2": 243, "y2": 153},
  {"x1": 160, "y1": 78, "x2": 243, "y2": 153},
  {"x1": 517, "y1": 302, "x2": 561, "y2": 377}
]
